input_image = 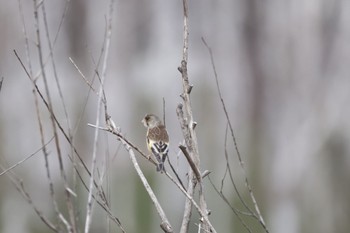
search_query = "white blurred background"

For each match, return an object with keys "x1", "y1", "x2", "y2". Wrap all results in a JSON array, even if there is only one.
[{"x1": 0, "y1": 0, "x2": 350, "y2": 232}]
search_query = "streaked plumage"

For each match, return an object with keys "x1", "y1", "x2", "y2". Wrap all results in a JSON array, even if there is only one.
[{"x1": 142, "y1": 114, "x2": 169, "y2": 172}]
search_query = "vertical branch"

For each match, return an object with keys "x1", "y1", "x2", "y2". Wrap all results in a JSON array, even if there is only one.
[
  {"x1": 41, "y1": 1, "x2": 76, "y2": 190},
  {"x1": 33, "y1": 0, "x2": 76, "y2": 232},
  {"x1": 177, "y1": 0, "x2": 212, "y2": 232},
  {"x1": 41, "y1": 1, "x2": 71, "y2": 136},
  {"x1": 84, "y1": 1, "x2": 114, "y2": 233},
  {"x1": 202, "y1": 38, "x2": 269, "y2": 232},
  {"x1": 178, "y1": 1, "x2": 193, "y2": 232},
  {"x1": 13, "y1": 49, "x2": 63, "y2": 231},
  {"x1": 181, "y1": 0, "x2": 189, "y2": 62}
]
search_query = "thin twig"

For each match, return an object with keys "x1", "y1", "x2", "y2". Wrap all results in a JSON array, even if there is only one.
[
  {"x1": 42, "y1": 1, "x2": 72, "y2": 143},
  {"x1": 223, "y1": 124, "x2": 256, "y2": 215},
  {"x1": 0, "y1": 137, "x2": 54, "y2": 176},
  {"x1": 18, "y1": 0, "x2": 65, "y2": 230},
  {"x1": 18, "y1": 0, "x2": 33, "y2": 77},
  {"x1": 14, "y1": 50, "x2": 101, "y2": 191},
  {"x1": 166, "y1": 156, "x2": 186, "y2": 191},
  {"x1": 41, "y1": 2, "x2": 76, "y2": 196},
  {"x1": 69, "y1": 57, "x2": 98, "y2": 95},
  {"x1": 0, "y1": 164, "x2": 57, "y2": 232},
  {"x1": 14, "y1": 50, "x2": 123, "y2": 229},
  {"x1": 70, "y1": 51, "x2": 110, "y2": 210},
  {"x1": 73, "y1": 157, "x2": 125, "y2": 230},
  {"x1": 202, "y1": 37, "x2": 269, "y2": 232},
  {"x1": 69, "y1": 54, "x2": 108, "y2": 208},
  {"x1": 84, "y1": 1, "x2": 115, "y2": 233},
  {"x1": 52, "y1": 0, "x2": 70, "y2": 47},
  {"x1": 41, "y1": 2, "x2": 77, "y2": 230},
  {"x1": 33, "y1": 1, "x2": 76, "y2": 231},
  {"x1": 179, "y1": 145, "x2": 201, "y2": 182},
  {"x1": 208, "y1": 176, "x2": 253, "y2": 233}
]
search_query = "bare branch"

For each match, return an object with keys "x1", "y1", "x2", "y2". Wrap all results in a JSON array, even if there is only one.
[
  {"x1": 89, "y1": 122, "x2": 216, "y2": 233},
  {"x1": 15, "y1": 2, "x2": 125, "y2": 231},
  {"x1": 14, "y1": 50, "x2": 104, "y2": 192},
  {"x1": 166, "y1": 156, "x2": 186, "y2": 191},
  {"x1": 0, "y1": 164, "x2": 57, "y2": 232},
  {"x1": 0, "y1": 137, "x2": 54, "y2": 177},
  {"x1": 18, "y1": 0, "x2": 33, "y2": 77},
  {"x1": 33, "y1": 1, "x2": 76, "y2": 230},
  {"x1": 69, "y1": 57, "x2": 98, "y2": 95},
  {"x1": 87, "y1": 124, "x2": 157, "y2": 167},
  {"x1": 178, "y1": 145, "x2": 201, "y2": 182},
  {"x1": 42, "y1": 1, "x2": 72, "y2": 140},
  {"x1": 15, "y1": 48, "x2": 126, "y2": 231},
  {"x1": 202, "y1": 37, "x2": 269, "y2": 232},
  {"x1": 88, "y1": 123, "x2": 173, "y2": 232},
  {"x1": 222, "y1": 124, "x2": 256, "y2": 215},
  {"x1": 18, "y1": 0, "x2": 68, "y2": 230},
  {"x1": 165, "y1": 172, "x2": 217, "y2": 233},
  {"x1": 208, "y1": 176, "x2": 253, "y2": 233},
  {"x1": 123, "y1": 136, "x2": 173, "y2": 233},
  {"x1": 177, "y1": 1, "x2": 213, "y2": 232},
  {"x1": 84, "y1": 1, "x2": 115, "y2": 233}
]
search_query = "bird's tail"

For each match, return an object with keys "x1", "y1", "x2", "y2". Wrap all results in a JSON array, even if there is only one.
[{"x1": 156, "y1": 162, "x2": 166, "y2": 173}]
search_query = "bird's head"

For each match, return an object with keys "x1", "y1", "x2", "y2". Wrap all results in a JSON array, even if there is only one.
[{"x1": 142, "y1": 114, "x2": 162, "y2": 128}]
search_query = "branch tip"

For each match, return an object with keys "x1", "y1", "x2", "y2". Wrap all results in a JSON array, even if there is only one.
[
  {"x1": 160, "y1": 222, "x2": 173, "y2": 233},
  {"x1": 201, "y1": 170, "x2": 211, "y2": 179}
]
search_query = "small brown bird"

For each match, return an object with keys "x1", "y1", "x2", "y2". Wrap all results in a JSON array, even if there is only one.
[{"x1": 142, "y1": 114, "x2": 169, "y2": 172}]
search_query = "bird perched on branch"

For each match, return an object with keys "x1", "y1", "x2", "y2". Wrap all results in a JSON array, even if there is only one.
[{"x1": 142, "y1": 114, "x2": 169, "y2": 173}]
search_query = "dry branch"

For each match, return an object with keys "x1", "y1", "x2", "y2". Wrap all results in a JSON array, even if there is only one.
[
  {"x1": 0, "y1": 164, "x2": 57, "y2": 232},
  {"x1": 177, "y1": 1, "x2": 214, "y2": 232},
  {"x1": 202, "y1": 38, "x2": 269, "y2": 232},
  {"x1": 88, "y1": 124, "x2": 174, "y2": 232},
  {"x1": 84, "y1": 1, "x2": 115, "y2": 233},
  {"x1": 33, "y1": 0, "x2": 76, "y2": 230}
]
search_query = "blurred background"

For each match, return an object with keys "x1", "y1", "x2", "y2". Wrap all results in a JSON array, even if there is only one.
[{"x1": 1, "y1": 0, "x2": 350, "y2": 232}]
